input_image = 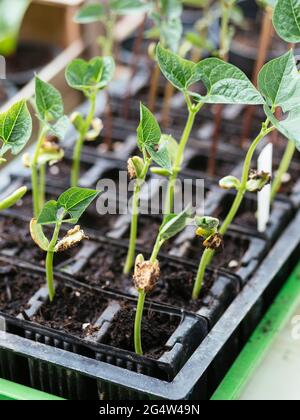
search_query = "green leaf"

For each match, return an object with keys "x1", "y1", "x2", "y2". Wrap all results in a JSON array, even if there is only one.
[
  {"x1": 159, "y1": 208, "x2": 191, "y2": 242},
  {"x1": 258, "y1": 51, "x2": 300, "y2": 113},
  {"x1": 35, "y1": 76, "x2": 64, "y2": 122},
  {"x1": 137, "y1": 103, "x2": 161, "y2": 151},
  {"x1": 273, "y1": 0, "x2": 300, "y2": 43},
  {"x1": 65, "y1": 57, "x2": 115, "y2": 94},
  {"x1": 110, "y1": 0, "x2": 151, "y2": 15},
  {"x1": 264, "y1": 105, "x2": 300, "y2": 152},
  {"x1": 156, "y1": 44, "x2": 200, "y2": 91},
  {"x1": 159, "y1": 134, "x2": 179, "y2": 165},
  {"x1": 74, "y1": 3, "x2": 105, "y2": 23},
  {"x1": 57, "y1": 187, "x2": 100, "y2": 224},
  {"x1": 0, "y1": 100, "x2": 32, "y2": 157},
  {"x1": 192, "y1": 58, "x2": 264, "y2": 105},
  {"x1": 37, "y1": 200, "x2": 60, "y2": 225},
  {"x1": 0, "y1": 0, "x2": 30, "y2": 56},
  {"x1": 160, "y1": 18, "x2": 183, "y2": 52},
  {"x1": 147, "y1": 143, "x2": 172, "y2": 172},
  {"x1": 47, "y1": 116, "x2": 69, "y2": 141}
]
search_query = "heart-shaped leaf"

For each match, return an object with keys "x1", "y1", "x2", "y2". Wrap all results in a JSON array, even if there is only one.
[
  {"x1": 273, "y1": 0, "x2": 300, "y2": 43},
  {"x1": 264, "y1": 105, "x2": 300, "y2": 152},
  {"x1": 137, "y1": 103, "x2": 161, "y2": 151},
  {"x1": 65, "y1": 57, "x2": 115, "y2": 95},
  {"x1": 0, "y1": 100, "x2": 32, "y2": 157},
  {"x1": 156, "y1": 44, "x2": 200, "y2": 91},
  {"x1": 57, "y1": 187, "x2": 101, "y2": 224},
  {"x1": 192, "y1": 58, "x2": 264, "y2": 105},
  {"x1": 35, "y1": 76, "x2": 64, "y2": 122},
  {"x1": 74, "y1": 3, "x2": 105, "y2": 23},
  {"x1": 159, "y1": 207, "x2": 192, "y2": 242},
  {"x1": 37, "y1": 188, "x2": 101, "y2": 225},
  {"x1": 258, "y1": 50, "x2": 300, "y2": 113}
]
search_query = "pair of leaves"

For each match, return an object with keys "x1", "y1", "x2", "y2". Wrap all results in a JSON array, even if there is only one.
[
  {"x1": 137, "y1": 104, "x2": 177, "y2": 172},
  {"x1": 74, "y1": 0, "x2": 150, "y2": 23},
  {"x1": 65, "y1": 57, "x2": 115, "y2": 96},
  {"x1": 37, "y1": 187, "x2": 100, "y2": 225},
  {"x1": 273, "y1": 0, "x2": 300, "y2": 43},
  {"x1": 156, "y1": 44, "x2": 264, "y2": 105},
  {"x1": 0, "y1": 100, "x2": 32, "y2": 157},
  {"x1": 35, "y1": 76, "x2": 69, "y2": 140},
  {"x1": 159, "y1": 208, "x2": 192, "y2": 242}
]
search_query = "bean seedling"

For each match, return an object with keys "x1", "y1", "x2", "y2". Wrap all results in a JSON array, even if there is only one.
[
  {"x1": 30, "y1": 187, "x2": 100, "y2": 301},
  {"x1": 156, "y1": 43, "x2": 263, "y2": 218},
  {"x1": 124, "y1": 102, "x2": 177, "y2": 274},
  {"x1": 133, "y1": 207, "x2": 191, "y2": 355},
  {"x1": 193, "y1": 48, "x2": 300, "y2": 299},
  {"x1": 25, "y1": 76, "x2": 68, "y2": 217},
  {"x1": 65, "y1": 56, "x2": 115, "y2": 187}
]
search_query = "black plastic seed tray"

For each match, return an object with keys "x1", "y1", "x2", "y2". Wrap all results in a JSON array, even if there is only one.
[
  {"x1": 1, "y1": 208, "x2": 299, "y2": 400},
  {"x1": 0, "y1": 258, "x2": 207, "y2": 390}
]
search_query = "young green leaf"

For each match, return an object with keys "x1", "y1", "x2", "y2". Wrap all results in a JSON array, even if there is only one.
[
  {"x1": 57, "y1": 187, "x2": 101, "y2": 224},
  {"x1": 65, "y1": 57, "x2": 115, "y2": 94},
  {"x1": 192, "y1": 59, "x2": 264, "y2": 105},
  {"x1": 37, "y1": 188, "x2": 101, "y2": 225},
  {"x1": 147, "y1": 143, "x2": 172, "y2": 172},
  {"x1": 258, "y1": 51, "x2": 300, "y2": 113},
  {"x1": 35, "y1": 76, "x2": 64, "y2": 122},
  {"x1": 264, "y1": 105, "x2": 300, "y2": 152},
  {"x1": 74, "y1": 3, "x2": 105, "y2": 23},
  {"x1": 0, "y1": 100, "x2": 32, "y2": 157},
  {"x1": 273, "y1": 0, "x2": 300, "y2": 43},
  {"x1": 159, "y1": 208, "x2": 191, "y2": 242},
  {"x1": 137, "y1": 103, "x2": 161, "y2": 151},
  {"x1": 156, "y1": 44, "x2": 199, "y2": 91},
  {"x1": 47, "y1": 115, "x2": 70, "y2": 141},
  {"x1": 37, "y1": 200, "x2": 60, "y2": 225}
]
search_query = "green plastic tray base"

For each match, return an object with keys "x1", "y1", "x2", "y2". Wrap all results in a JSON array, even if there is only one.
[
  {"x1": 0, "y1": 378, "x2": 64, "y2": 400},
  {"x1": 211, "y1": 262, "x2": 300, "y2": 400}
]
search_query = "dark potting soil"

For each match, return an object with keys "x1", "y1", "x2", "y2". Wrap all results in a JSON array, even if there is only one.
[
  {"x1": 0, "y1": 215, "x2": 82, "y2": 267},
  {"x1": 75, "y1": 242, "x2": 215, "y2": 313},
  {"x1": 46, "y1": 159, "x2": 91, "y2": 186},
  {"x1": 31, "y1": 284, "x2": 109, "y2": 339},
  {"x1": 0, "y1": 263, "x2": 43, "y2": 316},
  {"x1": 103, "y1": 304, "x2": 180, "y2": 359},
  {"x1": 122, "y1": 215, "x2": 163, "y2": 250},
  {"x1": 186, "y1": 234, "x2": 249, "y2": 272}
]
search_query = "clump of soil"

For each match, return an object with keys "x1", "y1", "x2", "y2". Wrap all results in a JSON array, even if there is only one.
[
  {"x1": 103, "y1": 303, "x2": 180, "y2": 359},
  {"x1": 31, "y1": 285, "x2": 108, "y2": 339},
  {"x1": 0, "y1": 263, "x2": 43, "y2": 316}
]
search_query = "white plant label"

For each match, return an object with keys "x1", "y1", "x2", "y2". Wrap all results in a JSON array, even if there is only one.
[{"x1": 257, "y1": 143, "x2": 273, "y2": 233}]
